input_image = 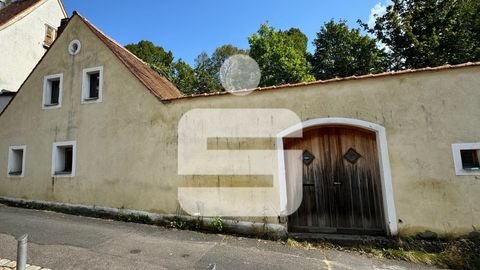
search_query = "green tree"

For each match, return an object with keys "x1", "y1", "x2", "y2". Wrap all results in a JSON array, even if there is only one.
[
  {"x1": 248, "y1": 24, "x2": 315, "y2": 87},
  {"x1": 463, "y1": 0, "x2": 480, "y2": 55},
  {"x1": 362, "y1": 0, "x2": 480, "y2": 69},
  {"x1": 125, "y1": 40, "x2": 174, "y2": 78},
  {"x1": 194, "y1": 52, "x2": 221, "y2": 93},
  {"x1": 208, "y1": 45, "x2": 248, "y2": 82},
  {"x1": 311, "y1": 20, "x2": 388, "y2": 80},
  {"x1": 193, "y1": 45, "x2": 248, "y2": 90},
  {"x1": 283, "y1": 28, "x2": 308, "y2": 54},
  {"x1": 171, "y1": 59, "x2": 196, "y2": 95}
]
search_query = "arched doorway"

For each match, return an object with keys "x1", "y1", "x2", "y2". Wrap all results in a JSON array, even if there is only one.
[{"x1": 277, "y1": 118, "x2": 397, "y2": 235}]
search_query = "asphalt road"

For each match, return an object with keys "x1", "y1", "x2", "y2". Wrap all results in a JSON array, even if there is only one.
[{"x1": 0, "y1": 204, "x2": 438, "y2": 270}]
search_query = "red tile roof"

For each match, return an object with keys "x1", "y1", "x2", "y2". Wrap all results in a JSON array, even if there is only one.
[
  {"x1": 0, "y1": 0, "x2": 43, "y2": 27},
  {"x1": 75, "y1": 13, "x2": 183, "y2": 100},
  {"x1": 165, "y1": 61, "x2": 480, "y2": 101}
]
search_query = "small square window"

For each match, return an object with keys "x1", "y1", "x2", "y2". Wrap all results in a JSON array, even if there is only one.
[
  {"x1": 52, "y1": 141, "x2": 76, "y2": 177},
  {"x1": 82, "y1": 66, "x2": 103, "y2": 103},
  {"x1": 43, "y1": 73, "x2": 63, "y2": 109},
  {"x1": 8, "y1": 145, "x2": 26, "y2": 177},
  {"x1": 44, "y1": 24, "x2": 57, "y2": 47},
  {"x1": 452, "y1": 143, "x2": 480, "y2": 176}
]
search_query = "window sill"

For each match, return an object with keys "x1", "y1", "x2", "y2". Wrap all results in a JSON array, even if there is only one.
[
  {"x1": 55, "y1": 171, "x2": 72, "y2": 174},
  {"x1": 54, "y1": 171, "x2": 74, "y2": 177},
  {"x1": 42, "y1": 103, "x2": 60, "y2": 110},
  {"x1": 455, "y1": 169, "x2": 480, "y2": 176},
  {"x1": 81, "y1": 97, "x2": 101, "y2": 104},
  {"x1": 83, "y1": 97, "x2": 99, "y2": 101},
  {"x1": 8, "y1": 172, "x2": 23, "y2": 177}
]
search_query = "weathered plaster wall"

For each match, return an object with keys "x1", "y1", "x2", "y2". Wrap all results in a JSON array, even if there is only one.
[
  {"x1": 0, "y1": 0, "x2": 66, "y2": 92},
  {"x1": 0, "y1": 16, "x2": 479, "y2": 237},
  {"x1": 167, "y1": 69, "x2": 480, "y2": 237}
]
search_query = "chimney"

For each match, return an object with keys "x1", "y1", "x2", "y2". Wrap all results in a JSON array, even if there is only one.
[{"x1": 57, "y1": 18, "x2": 69, "y2": 35}]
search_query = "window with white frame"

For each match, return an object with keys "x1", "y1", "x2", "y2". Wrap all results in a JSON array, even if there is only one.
[
  {"x1": 8, "y1": 145, "x2": 26, "y2": 177},
  {"x1": 452, "y1": 143, "x2": 480, "y2": 175},
  {"x1": 43, "y1": 73, "x2": 63, "y2": 109},
  {"x1": 82, "y1": 66, "x2": 103, "y2": 103},
  {"x1": 52, "y1": 141, "x2": 76, "y2": 176}
]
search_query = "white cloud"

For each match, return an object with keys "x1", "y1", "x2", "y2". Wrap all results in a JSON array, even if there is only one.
[
  {"x1": 367, "y1": 1, "x2": 393, "y2": 50},
  {"x1": 368, "y1": 1, "x2": 392, "y2": 28}
]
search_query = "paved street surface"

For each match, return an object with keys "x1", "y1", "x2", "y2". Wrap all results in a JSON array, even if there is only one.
[{"x1": 0, "y1": 205, "x2": 438, "y2": 270}]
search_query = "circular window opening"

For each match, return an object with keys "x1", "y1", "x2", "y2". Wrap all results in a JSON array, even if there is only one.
[{"x1": 68, "y1": 39, "x2": 81, "y2": 55}]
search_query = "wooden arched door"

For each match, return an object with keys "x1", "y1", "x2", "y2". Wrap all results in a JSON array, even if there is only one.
[{"x1": 284, "y1": 126, "x2": 385, "y2": 235}]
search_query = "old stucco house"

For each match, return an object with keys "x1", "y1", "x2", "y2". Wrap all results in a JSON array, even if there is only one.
[
  {"x1": 0, "y1": 0, "x2": 66, "y2": 111},
  {"x1": 0, "y1": 12, "x2": 479, "y2": 238}
]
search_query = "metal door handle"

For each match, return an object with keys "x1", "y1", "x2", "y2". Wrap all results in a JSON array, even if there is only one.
[{"x1": 333, "y1": 182, "x2": 342, "y2": 185}]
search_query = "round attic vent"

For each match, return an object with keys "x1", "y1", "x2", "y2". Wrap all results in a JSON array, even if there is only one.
[{"x1": 68, "y1": 39, "x2": 81, "y2": 55}]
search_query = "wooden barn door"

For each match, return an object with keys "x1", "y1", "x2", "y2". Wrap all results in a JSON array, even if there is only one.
[{"x1": 284, "y1": 126, "x2": 385, "y2": 235}]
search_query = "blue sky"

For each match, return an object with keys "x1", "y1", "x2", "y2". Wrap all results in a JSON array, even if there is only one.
[{"x1": 62, "y1": 0, "x2": 386, "y2": 65}]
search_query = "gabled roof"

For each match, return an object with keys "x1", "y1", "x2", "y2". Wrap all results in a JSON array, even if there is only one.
[
  {"x1": 0, "y1": 0, "x2": 66, "y2": 29},
  {"x1": 74, "y1": 12, "x2": 183, "y2": 100},
  {"x1": 0, "y1": 11, "x2": 183, "y2": 117}
]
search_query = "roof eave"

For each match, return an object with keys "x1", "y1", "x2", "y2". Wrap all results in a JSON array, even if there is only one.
[{"x1": 0, "y1": 0, "x2": 47, "y2": 30}]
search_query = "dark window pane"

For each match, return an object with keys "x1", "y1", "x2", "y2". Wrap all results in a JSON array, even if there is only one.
[
  {"x1": 64, "y1": 147, "x2": 73, "y2": 172},
  {"x1": 460, "y1": 150, "x2": 480, "y2": 169},
  {"x1": 9, "y1": 149, "x2": 23, "y2": 174},
  {"x1": 50, "y1": 80, "x2": 60, "y2": 104},
  {"x1": 89, "y1": 73, "x2": 99, "y2": 98}
]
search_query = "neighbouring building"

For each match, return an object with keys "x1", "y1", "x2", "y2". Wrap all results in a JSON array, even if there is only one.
[
  {"x1": 0, "y1": 0, "x2": 66, "y2": 94},
  {"x1": 0, "y1": 12, "x2": 479, "y2": 238},
  {"x1": 0, "y1": 90, "x2": 15, "y2": 112}
]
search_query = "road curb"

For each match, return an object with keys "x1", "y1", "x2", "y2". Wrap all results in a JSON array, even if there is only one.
[{"x1": 0, "y1": 196, "x2": 287, "y2": 239}]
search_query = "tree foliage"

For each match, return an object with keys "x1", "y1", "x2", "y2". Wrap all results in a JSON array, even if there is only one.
[
  {"x1": 362, "y1": 0, "x2": 480, "y2": 69},
  {"x1": 171, "y1": 59, "x2": 196, "y2": 95},
  {"x1": 284, "y1": 28, "x2": 309, "y2": 55},
  {"x1": 126, "y1": 41, "x2": 244, "y2": 94},
  {"x1": 193, "y1": 45, "x2": 248, "y2": 92},
  {"x1": 248, "y1": 24, "x2": 315, "y2": 87},
  {"x1": 193, "y1": 52, "x2": 221, "y2": 93},
  {"x1": 125, "y1": 40, "x2": 174, "y2": 78},
  {"x1": 127, "y1": 2, "x2": 480, "y2": 94},
  {"x1": 209, "y1": 44, "x2": 249, "y2": 78},
  {"x1": 311, "y1": 20, "x2": 388, "y2": 80}
]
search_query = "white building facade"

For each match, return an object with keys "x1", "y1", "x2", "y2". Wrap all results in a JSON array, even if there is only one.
[{"x1": 0, "y1": 0, "x2": 67, "y2": 93}]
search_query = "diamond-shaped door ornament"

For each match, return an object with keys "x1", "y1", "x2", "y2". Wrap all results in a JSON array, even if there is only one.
[
  {"x1": 302, "y1": 150, "x2": 315, "y2": 166},
  {"x1": 344, "y1": 148, "x2": 361, "y2": 164}
]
